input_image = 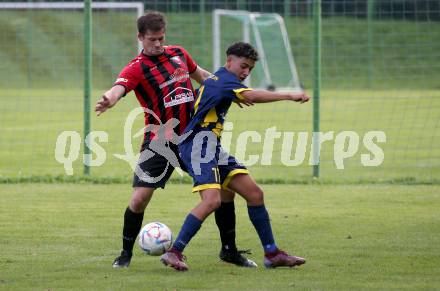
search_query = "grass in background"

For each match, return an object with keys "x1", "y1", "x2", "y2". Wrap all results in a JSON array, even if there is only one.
[
  {"x1": 0, "y1": 11, "x2": 439, "y2": 89},
  {"x1": 1, "y1": 88, "x2": 439, "y2": 183},
  {"x1": 0, "y1": 183, "x2": 439, "y2": 290},
  {"x1": 0, "y1": 11, "x2": 439, "y2": 183}
]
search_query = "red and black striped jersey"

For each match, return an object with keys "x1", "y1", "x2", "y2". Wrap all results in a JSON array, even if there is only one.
[{"x1": 114, "y1": 45, "x2": 198, "y2": 142}]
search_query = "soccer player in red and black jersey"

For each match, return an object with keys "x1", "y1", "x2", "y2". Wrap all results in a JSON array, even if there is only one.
[{"x1": 95, "y1": 11, "x2": 256, "y2": 268}]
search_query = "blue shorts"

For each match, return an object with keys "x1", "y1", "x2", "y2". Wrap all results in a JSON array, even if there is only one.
[{"x1": 178, "y1": 130, "x2": 248, "y2": 192}]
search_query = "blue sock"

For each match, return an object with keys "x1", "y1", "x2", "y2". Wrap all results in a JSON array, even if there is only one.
[
  {"x1": 172, "y1": 213, "x2": 203, "y2": 252},
  {"x1": 247, "y1": 205, "x2": 277, "y2": 253}
]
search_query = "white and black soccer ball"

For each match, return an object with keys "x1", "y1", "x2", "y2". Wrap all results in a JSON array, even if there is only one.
[{"x1": 138, "y1": 222, "x2": 173, "y2": 256}]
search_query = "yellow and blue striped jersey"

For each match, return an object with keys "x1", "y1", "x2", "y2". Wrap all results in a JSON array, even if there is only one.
[{"x1": 184, "y1": 67, "x2": 252, "y2": 137}]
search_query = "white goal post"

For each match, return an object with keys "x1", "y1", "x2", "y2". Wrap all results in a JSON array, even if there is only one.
[
  {"x1": 0, "y1": 2, "x2": 144, "y2": 52},
  {"x1": 213, "y1": 9, "x2": 301, "y2": 91}
]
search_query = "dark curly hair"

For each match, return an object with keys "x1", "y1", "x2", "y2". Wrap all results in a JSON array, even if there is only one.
[{"x1": 226, "y1": 42, "x2": 259, "y2": 61}]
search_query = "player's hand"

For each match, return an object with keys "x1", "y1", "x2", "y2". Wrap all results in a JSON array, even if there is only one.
[
  {"x1": 234, "y1": 99, "x2": 254, "y2": 108},
  {"x1": 290, "y1": 92, "x2": 310, "y2": 103},
  {"x1": 95, "y1": 95, "x2": 111, "y2": 116}
]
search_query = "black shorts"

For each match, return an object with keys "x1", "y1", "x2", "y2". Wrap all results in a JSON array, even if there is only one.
[{"x1": 132, "y1": 141, "x2": 186, "y2": 189}]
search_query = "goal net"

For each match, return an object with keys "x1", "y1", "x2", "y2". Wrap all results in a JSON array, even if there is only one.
[{"x1": 213, "y1": 9, "x2": 301, "y2": 91}]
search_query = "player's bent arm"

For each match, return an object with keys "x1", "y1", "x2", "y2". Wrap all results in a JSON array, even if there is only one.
[
  {"x1": 190, "y1": 66, "x2": 212, "y2": 84},
  {"x1": 240, "y1": 89, "x2": 310, "y2": 104},
  {"x1": 95, "y1": 85, "x2": 125, "y2": 116}
]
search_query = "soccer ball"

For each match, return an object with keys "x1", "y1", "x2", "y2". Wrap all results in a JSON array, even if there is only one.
[{"x1": 138, "y1": 222, "x2": 173, "y2": 256}]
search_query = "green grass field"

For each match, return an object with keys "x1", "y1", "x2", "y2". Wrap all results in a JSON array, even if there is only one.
[{"x1": 1, "y1": 183, "x2": 439, "y2": 290}]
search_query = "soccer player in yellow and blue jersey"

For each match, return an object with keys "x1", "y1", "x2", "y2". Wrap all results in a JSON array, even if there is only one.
[{"x1": 160, "y1": 42, "x2": 310, "y2": 271}]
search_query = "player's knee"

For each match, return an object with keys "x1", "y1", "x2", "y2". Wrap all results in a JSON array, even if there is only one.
[
  {"x1": 204, "y1": 195, "x2": 222, "y2": 212},
  {"x1": 130, "y1": 188, "x2": 153, "y2": 212},
  {"x1": 130, "y1": 197, "x2": 147, "y2": 212},
  {"x1": 221, "y1": 190, "x2": 235, "y2": 202},
  {"x1": 247, "y1": 186, "x2": 264, "y2": 205}
]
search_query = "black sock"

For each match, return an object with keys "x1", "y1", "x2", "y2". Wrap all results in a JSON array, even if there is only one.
[
  {"x1": 215, "y1": 201, "x2": 237, "y2": 251},
  {"x1": 122, "y1": 207, "x2": 144, "y2": 254}
]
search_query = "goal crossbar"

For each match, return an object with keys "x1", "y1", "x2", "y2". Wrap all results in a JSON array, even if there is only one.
[
  {"x1": 0, "y1": 2, "x2": 144, "y2": 51},
  {"x1": 0, "y1": 2, "x2": 144, "y2": 11}
]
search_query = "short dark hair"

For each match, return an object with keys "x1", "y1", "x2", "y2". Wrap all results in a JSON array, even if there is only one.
[
  {"x1": 226, "y1": 42, "x2": 259, "y2": 61},
  {"x1": 137, "y1": 11, "x2": 166, "y2": 35}
]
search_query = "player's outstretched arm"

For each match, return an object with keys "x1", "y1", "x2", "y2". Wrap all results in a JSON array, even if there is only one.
[
  {"x1": 240, "y1": 89, "x2": 310, "y2": 104},
  {"x1": 95, "y1": 85, "x2": 125, "y2": 116},
  {"x1": 190, "y1": 66, "x2": 212, "y2": 84}
]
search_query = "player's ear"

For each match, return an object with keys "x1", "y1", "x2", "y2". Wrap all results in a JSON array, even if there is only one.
[
  {"x1": 137, "y1": 32, "x2": 144, "y2": 41},
  {"x1": 225, "y1": 55, "x2": 233, "y2": 67}
]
